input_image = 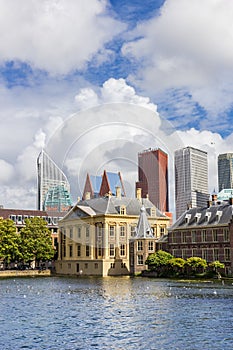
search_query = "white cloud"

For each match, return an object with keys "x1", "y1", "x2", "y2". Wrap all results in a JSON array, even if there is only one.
[
  {"x1": 75, "y1": 78, "x2": 157, "y2": 112},
  {"x1": 0, "y1": 160, "x2": 14, "y2": 184},
  {"x1": 0, "y1": 0, "x2": 125, "y2": 75},
  {"x1": 122, "y1": 0, "x2": 233, "y2": 118}
]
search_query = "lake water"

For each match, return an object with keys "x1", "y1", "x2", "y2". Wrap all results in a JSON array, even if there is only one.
[{"x1": 0, "y1": 276, "x2": 233, "y2": 350}]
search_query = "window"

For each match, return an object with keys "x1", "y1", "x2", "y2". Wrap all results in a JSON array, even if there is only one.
[
  {"x1": 224, "y1": 229, "x2": 229, "y2": 241},
  {"x1": 202, "y1": 249, "x2": 208, "y2": 261},
  {"x1": 68, "y1": 263, "x2": 71, "y2": 269},
  {"x1": 63, "y1": 245, "x2": 66, "y2": 258},
  {"x1": 121, "y1": 262, "x2": 126, "y2": 268},
  {"x1": 213, "y1": 248, "x2": 219, "y2": 261},
  {"x1": 213, "y1": 229, "x2": 218, "y2": 242},
  {"x1": 202, "y1": 230, "x2": 207, "y2": 242},
  {"x1": 130, "y1": 226, "x2": 136, "y2": 237},
  {"x1": 70, "y1": 228, "x2": 73, "y2": 239},
  {"x1": 86, "y1": 245, "x2": 90, "y2": 257},
  {"x1": 78, "y1": 226, "x2": 81, "y2": 238},
  {"x1": 109, "y1": 244, "x2": 115, "y2": 257},
  {"x1": 109, "y1": 225, "x2": 115, "y2": 237},
  {"x1": 86, "y1": 226, "x2": 90, "y2": 238},
  {"x1": 160, "y1": 226, "x2": 165, "y2": 235},
  {"x1": 120, "y1": 206, "x2": 126, "y2": 215},
  {"x1": 110, "y1": 263, "x2": 115, "y2": 268},
  {"x1": 151, "y1": 208, "x2": 156, "y2": 217},
  {"x1": 69, "y1": 245, "x2": 73, "y2": 257},
  {"x1": 17, "y1": 215, "x2": 22, "y2": 224},
  {"x1": 137, "y1": 255, "x2": 143, "y2": 265},
  {"x1": 148, "y1": 241, "x2": 154, "y2": 251},
  {"x1": 84, "y1": 263, "x2": 88, "y2": 269},
  {"x1": 76, "y1": 263, "x2": 79, "y2": 273},
  {"x1": 225, "y1": 248, "x2": 230, "y2": 261},
  {"x1": 192, "y1": 230, "x2": 196, "y2": 243},
  {"x1": 98, "y1": 246, "x2": 102, "y2": 257},
  {"x1": 94, "y1": 263, "x2": 98, "y2": 269},
  {"x1": 120, "y1": 244, "x2": 126, "y2": 256},
  {"x1": 10, "y1": 215, "x2": 16, "y2": 222},
  {"x1": 137, "y1": 241, "x2": 143, "y2": 251},
  {"x1": 182, "y1": 232, "x2": 187, "y2": 243},
  {"x1": 120, "y1": 226, "x2": 125, "y2": 237},
  {"x1": 77, "y1": 244, "x2": 81, "y2": 257}
]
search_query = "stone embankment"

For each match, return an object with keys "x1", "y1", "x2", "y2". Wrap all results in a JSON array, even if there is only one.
[{"x1": 0, "y1": 269, "x2": 51, "y2": 278}]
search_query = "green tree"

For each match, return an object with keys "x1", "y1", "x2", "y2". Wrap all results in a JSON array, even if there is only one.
[
  {"x1": 0, "y1": 218, "x2": 21, "y2": 266},
  {"x1": 169, "y1": 257, "x2": 186, "y2": 275},
  {"x1": 20, "y1": 217, "x2": 54, "y2": 265},
  {"x1": 186, "y1": 257, "x2": 207, "y2": 275},
  {"x1": 145, "y1": 250, "x2": 173, "y2": 275},
  {"x1": 209, "y1": 260, "x2": 225, "y2": 277}
]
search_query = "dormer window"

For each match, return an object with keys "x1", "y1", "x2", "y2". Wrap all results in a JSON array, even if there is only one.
[
  {"x1": 120, "y1": 206, "x2": 126, "y2": 215},
  {"x1": 185, "y1": 214, "x2": 191, "y2": 224},
  {"x1": 216, "y1": 210, "x2": 222, "y2": 222},
  {"x1": 195, "y1": 213, "x2": 201, "y2": 223},
  {"x1": 205, "y1": 212, "x2": 211, "y2": 222}
]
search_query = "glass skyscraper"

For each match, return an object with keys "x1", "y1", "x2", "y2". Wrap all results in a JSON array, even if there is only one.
[
  {"x1": 175, "y1": 146, "x2": 209, "y2": 219},
  {"x1": 218, "y1": 153, "x2": 233, "y2": 191},
  {"x1": 37, "y1": 150, "x2": 72, "y2": 211}
]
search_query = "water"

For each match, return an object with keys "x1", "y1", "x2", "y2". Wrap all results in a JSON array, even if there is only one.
[{"x1": 1, "y1": 276, "x2": 233, "y2": 350}]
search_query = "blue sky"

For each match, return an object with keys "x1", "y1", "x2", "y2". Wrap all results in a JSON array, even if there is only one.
[{"x1": 0, "y1": 0, "x2": 233, "y2": 209}]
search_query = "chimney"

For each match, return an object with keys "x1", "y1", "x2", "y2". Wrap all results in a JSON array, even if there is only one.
[
  {"x1": 136, "y1": 187, "x2": 142, "y2": 201},
  {"x1": 85, "y1": 192, "x2": 91, "y2": 200},
  {"x1": 212, "y1": 193, "x2": 217, "y2": 203},
  {"x1": 116, "y1": 186, "x2": 121, "y2": 199}
]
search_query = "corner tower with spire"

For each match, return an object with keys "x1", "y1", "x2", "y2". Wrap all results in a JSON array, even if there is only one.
[{"x1": 129, "y1": 205, "x2": 157, "y2": 275}]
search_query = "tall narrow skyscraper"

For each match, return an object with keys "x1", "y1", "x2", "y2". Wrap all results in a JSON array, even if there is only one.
[
  {"x1": 37, "y1": 150, "x2": 72, "y2": 211},
  {"x1": 218, "y1": 153, "x2": 233, "y2": 191},
  {"x1": 174, "y1": 146, "x2": 209, "y2": 219},
  {"x1": 135, "y1": 148, "x2": 169, "y2": 212}
]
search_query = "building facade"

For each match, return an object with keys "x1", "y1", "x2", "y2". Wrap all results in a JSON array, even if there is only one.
[
  {"x1": 175, "y1": 146, "x2": 209, "y2": 219},
  {"x1": 55, "y1": 189, "x2": 170, "y2": 276},
  {"x1": 218, "y1": 153, "x2": 233, "y2": 191},
  {"x1": 168, "y1": 198, "x2": 233, "y2": 275},
  {"x1": 37, "y1": 150, "x2": 72, "y2": 212},
  {"x1": 136, "y1": 148, "x2": 169, "y2": 213}
]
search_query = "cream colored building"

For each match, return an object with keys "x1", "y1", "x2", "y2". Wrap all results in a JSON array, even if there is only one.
[{"x1": 55, "y1": 189, "x2": 170, "y2": 276}]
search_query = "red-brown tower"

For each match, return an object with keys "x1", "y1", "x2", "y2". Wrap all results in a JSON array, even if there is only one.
[{"x1": 136, "y1": 148, "x2": 169, "y2": 212}]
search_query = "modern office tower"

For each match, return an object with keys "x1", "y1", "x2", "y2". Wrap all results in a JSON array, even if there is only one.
[
  {"x1": 218, "y1": 153, "x2": 233, "y2": 191},
  {"x1": 135, "y1": 148, "x2": 169, "y2": 212},
  {"x1": 37, "y1": 150, "x2": 72, "y2": 211},
  {"x1": 174, "y1": 146, "x2": 209, "y2": 219}
]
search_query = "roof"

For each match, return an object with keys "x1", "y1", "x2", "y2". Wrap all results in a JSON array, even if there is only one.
[
  {"x1": 134, "y1": 206, "x2": 154, "y2": 238},
  {"x1": 170, "y1": 203, "x2": 233, "y2": 230},
  {"x1": 61, "y1": 195, "x2": 169, "y2": 221},
  {"x1": 89, "y1": 175, "x2": 102, "y2": 194}
]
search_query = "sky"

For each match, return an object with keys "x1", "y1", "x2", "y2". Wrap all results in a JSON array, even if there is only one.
[{"x1": 0, "y1": 0, "x2": 233, "y2": 212}]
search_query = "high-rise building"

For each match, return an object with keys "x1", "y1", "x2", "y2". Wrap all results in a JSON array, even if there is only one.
[
  {"x1": 174, "y1": 146, "x2": 209, "y2": 219},
  {"x1": 218, "y1": 153, "x2": 233, "y2": 191},
  {"x1": 135, "y1": 148, "x2": 169, "y2": 212},
  {"x1": 37, "y1": 150, "x2": 72, "y2": 211}
]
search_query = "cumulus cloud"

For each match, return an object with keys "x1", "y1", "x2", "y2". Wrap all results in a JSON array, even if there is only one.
[
  {"x1": 0, "y1": 160, "x2": 14, "y2": 184},
  {"x1": 122, "y1": 0, "x2": 233, "y2": 124},
  {"x1": 0, "y1": 0, "x2": 125, "y2": 75},
  {"x1": 75, "y1": 78, "x2": 157, "y2": 111}
]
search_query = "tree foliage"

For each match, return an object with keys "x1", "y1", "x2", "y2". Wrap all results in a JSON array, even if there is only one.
[
  {"x1": 209, "y1": 260, "x2": 225, "y2": 271},
  {"x1": 0, "y1": 219, "x2": 21, "y2": 264},
  {"x1": 20, "y1": 217, "x2": 54, "y2": 264},
  {"x1": 186, "y1": 257, "x2": 207, "y2": 272},
  {"x1": 145, "y1": 250, "x2": 173, "y2": 269}
]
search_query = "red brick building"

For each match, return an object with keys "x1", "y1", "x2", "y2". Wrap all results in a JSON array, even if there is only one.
[
  {"x1": 167, "y1": 198, "x2": 233, "y2": 275},
  {"x1": 136, "y1": 148, "x2": 169, "y2": 213}
]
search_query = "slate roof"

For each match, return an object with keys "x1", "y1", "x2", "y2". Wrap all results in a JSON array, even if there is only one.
[
  {"x1": 135, "y1": 206, "x2": 154, "y2": 238},
  {"x1": 170, "y1": 202, "x2": 233, "y2": 230},
  {"x1": 62, "y1": 196, "x2": 168, "y2": 220}
]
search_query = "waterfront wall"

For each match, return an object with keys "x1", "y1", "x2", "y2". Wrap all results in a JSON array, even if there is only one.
[{"x1": 0, "y1": 269, "x2": 51, "y2": 278}]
